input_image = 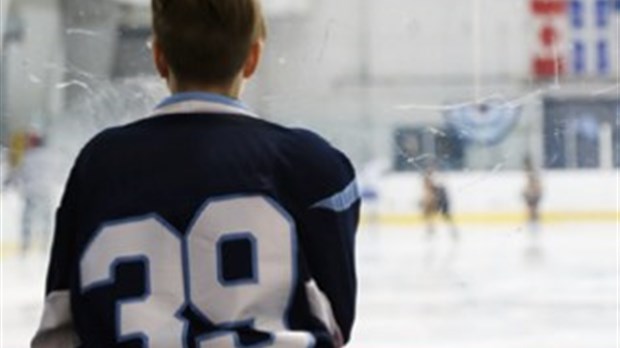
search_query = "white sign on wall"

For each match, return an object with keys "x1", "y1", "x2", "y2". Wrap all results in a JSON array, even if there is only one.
[
  {"x1": 111, "y1": 0, "x2": 311, "y2": 18},
  {"x1": 113, "y1": 0, "x2": 149, "y2": 7},
  {"x1": 262, "y1": 0, "x2": 309, "y2": 18}
]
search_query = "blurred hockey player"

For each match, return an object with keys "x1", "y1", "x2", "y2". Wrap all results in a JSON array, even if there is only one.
[
  {"x1": 359, "y1": 159, "x2": 389, "y2": 234},
  {"x1": 522, "y1": 155, "x2": 542, "y2": 235},
  {"x1": 420, "y1": 168, "x2": 459, "y2": 241},
  {"x1": 4, "y1": 130, "x2": 52, "y2": 253},
  {"x1": 18, "y1": 134, "x2": 52, "y2": 253},
  {"x1": 8, "y1": 130, "x2": 29, "y2": 175},
  {"x1": 32, "y1": 0, "x2": 360, "y2": 347}
]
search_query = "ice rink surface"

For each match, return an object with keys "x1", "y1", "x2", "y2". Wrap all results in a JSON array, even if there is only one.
[
  {"x1": 353, "y1": 223, "x2": 617, "y2": 348},
  {"x1": 1, "y1": 213, "x2": 617, "y2": 347}
]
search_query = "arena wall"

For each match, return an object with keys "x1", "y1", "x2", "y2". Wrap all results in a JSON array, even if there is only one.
[{"x1": 365, "y1": 169, "x2": 618, "y2": 225}]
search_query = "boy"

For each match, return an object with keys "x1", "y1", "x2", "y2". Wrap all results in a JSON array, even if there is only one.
[{"x1": 31, "y1": 0, "x2": 360, "y2": 347}]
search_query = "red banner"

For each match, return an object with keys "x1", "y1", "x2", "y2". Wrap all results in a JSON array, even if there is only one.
[
  {"x1": 531, "y1": 0, "x2": 567, "y2": 15},
  {"x1": 532, "y1": 56, "x2": 566, "y2": 78}
]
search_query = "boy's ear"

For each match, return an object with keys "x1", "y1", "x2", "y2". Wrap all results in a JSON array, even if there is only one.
[
  {"x1": 151, "y1": 37, "x2": 170, "y2": 79},
  {"x1": 242, "y1": 39, "x2": 264, "y2": 79}
]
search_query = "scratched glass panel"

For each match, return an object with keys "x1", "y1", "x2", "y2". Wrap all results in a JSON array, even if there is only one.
[{"x1": 0, "y1": 1, "x2": 618, "y2": 347}]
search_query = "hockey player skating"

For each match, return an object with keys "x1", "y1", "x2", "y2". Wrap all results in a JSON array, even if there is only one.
[
  {"x1": 420, "y1": 168, "x2": 459, "y2": 241},
  {"x1": 3, "y1": 131, "x2": 52, "y2": 254},
  {"x1": 522, "y1": 155, "x2": 543, "y2": 236}
]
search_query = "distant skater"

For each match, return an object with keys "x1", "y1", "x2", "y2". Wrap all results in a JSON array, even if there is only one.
[
  {"x1": 420, "y1": 169, "x2": 459, "y2": 241},
  {"x1": 522, "y1": 156, "x2": 542, "y2": 236},
  {"x1": 3, "y1": 131, "x2": 52, "y2": 253}
]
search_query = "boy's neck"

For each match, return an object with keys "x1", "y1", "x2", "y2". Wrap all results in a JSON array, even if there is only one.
[{"x1": 169, "y1": 75, "x2": 243, "y2": 100}]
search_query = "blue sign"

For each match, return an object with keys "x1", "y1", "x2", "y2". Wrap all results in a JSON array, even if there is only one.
[
  {"x1": 597, "y1": 40, "x2": 609, "y2": 74},
  {"x1": 596, "y1": 0, "x2": 609, "y2": 28},
  {"x1": 573, "y1": 40, "x2": 586, "y2": 74},
  {"x1": 570, "y1": 0, "x2": 584, "y2": 28}
]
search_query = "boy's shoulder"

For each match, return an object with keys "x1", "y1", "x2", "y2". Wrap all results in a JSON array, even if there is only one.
[
  {"x1": 285, "y1": 127, "x2": 347, "y2": 162},
  {"x1": 80, "y1": 112, "x2": 344, "y2": 162}
]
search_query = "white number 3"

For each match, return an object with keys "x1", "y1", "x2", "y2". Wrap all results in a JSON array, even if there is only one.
[{"x1": 80, "y1": 195, "x2": 314, "y2": 347}]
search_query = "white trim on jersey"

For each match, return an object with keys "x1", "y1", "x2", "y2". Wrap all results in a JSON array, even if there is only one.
[
  {"x1": 305, "y1": 280, "x2": 344, "y2": 347},
  {"x1": 311, "y1": 179, "x2": 360, "y2": 212},
  {"x1": 150, "y1": 100, "x2": 259, "y2": 119},
  {"x1": 31, "y1": 290, "x2": 79, "y2": 348}
]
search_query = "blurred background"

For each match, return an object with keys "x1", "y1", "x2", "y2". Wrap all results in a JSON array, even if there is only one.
[{"x1": 1, "y1": 0, "x2": 618, "y2": 347}]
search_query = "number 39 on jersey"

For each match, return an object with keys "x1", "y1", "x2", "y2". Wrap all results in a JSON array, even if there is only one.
[{"x1": 80, "y1": 195, "x2": 314, "y2": 347}]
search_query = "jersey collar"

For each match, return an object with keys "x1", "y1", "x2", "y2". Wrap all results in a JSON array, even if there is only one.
[{"x1": 152, "y1": 92, "x2": 258, "y2": 118}]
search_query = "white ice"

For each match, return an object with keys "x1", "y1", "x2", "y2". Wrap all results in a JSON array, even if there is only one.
[
  {"x1": 1, "y1": 189, "x2": 617, "y2": 348},
  {"x1": 351, "y1": 223, "x2": 617, "y2": 348}
]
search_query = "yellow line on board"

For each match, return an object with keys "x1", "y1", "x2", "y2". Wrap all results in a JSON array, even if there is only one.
[
  {"x1": 0, "y1": 240, "x2": 48, "y2": 260},
  {"x1": 361, "y1": 211, "x2": 619, "y2": 226},
  {"x1": 0, "y1": 242, "x2": 20, "y2": 260},
  {"x1": 1, "y1": 211, "x2": 616, "y2": 258}
]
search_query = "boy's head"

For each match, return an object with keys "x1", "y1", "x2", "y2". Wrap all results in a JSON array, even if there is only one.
[{"x1": 151, "y1": 0, "x2": 266, "y2": 93}]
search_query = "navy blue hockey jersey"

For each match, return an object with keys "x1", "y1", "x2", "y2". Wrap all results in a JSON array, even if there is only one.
[{"x1": 32, "y1": 93, "x2": 360, "y2": 348}]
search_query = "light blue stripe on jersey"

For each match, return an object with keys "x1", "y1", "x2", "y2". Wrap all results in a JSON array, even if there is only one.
[
  {"x1": 311, "y1": 180, "x2": 360, "y2": 212},
  {"x1": 156, "y1": 92, "x2": 250, "y2": 111}
]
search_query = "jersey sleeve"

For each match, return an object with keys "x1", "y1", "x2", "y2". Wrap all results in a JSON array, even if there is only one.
[
  {"x1": 290, "y1": 129, "x2": 360, "y2": 344},
  {"x1": 31, "y1": 140, "x2": 96, "y2": 347}
]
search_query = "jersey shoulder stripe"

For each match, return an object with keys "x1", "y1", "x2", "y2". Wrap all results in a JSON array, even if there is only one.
[{"x1": 311, "y1": 180, "x2": 359, "y2": 212}]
